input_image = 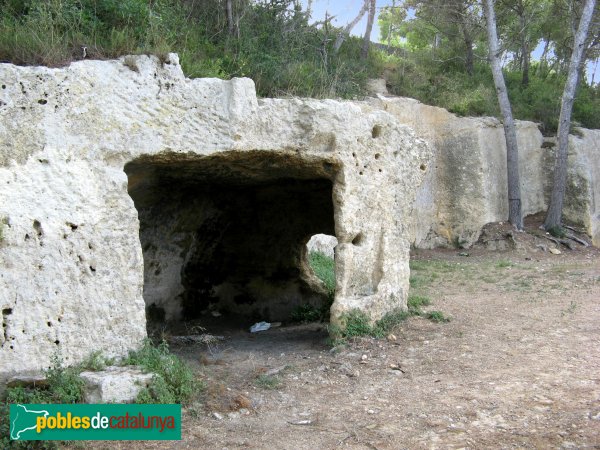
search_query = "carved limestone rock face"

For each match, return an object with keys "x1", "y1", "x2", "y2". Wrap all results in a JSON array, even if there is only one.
[
  {"x1": 368, "y1": 96, "x2": 600, "y2": 248},
  {"x1": 0, "y1": 54, "x2": 431, "y2": 380}
]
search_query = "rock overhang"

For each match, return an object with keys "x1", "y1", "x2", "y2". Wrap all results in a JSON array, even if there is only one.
[{"x1": 0, "y1": 54, "x2": 432, "y2": 379}]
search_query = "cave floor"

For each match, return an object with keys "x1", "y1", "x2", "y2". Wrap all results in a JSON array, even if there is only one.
[{"x1": 90, "y1": 233, "x2": 600, "y2": 449}]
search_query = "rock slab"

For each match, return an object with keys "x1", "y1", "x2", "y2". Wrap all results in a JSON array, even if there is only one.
[{"x1": 80, "y1": 366, "x2": 154, "y2": 404}]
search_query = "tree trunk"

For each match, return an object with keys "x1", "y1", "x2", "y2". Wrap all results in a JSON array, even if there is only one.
[
  {"x1": 483, "y1": 0, "x2": 523, "y2": 230},
  {"x1": 522, "y1": 39, "x2": 530, "y2": 86},
  {"x1": 520, "y1": 13, "x2": 529, "y2": 86},
  {"x1": 463, "y1": 31, "x2": 474, "y2": 76},
  {"x1": 361, "y1": 0, "x2": 377, "y2": 60},
  {"x1": 334, "y1": 0, "x2": 370, "y2": 53},
  {"x1": 544, "y1": 0, "x2": 596, "y2": 230},
  {"x1": 226, "y1": 0, "x2": 234, "y2": 36}
]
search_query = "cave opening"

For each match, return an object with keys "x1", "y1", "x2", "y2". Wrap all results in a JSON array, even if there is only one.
[{"x1": 124, "y1": 151, "x2": 338, "y2": 332}]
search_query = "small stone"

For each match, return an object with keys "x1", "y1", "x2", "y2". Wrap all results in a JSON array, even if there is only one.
[
  {"x1": 339, "y1": 362, "x2": 358, "y2": 377},
  {"x1": 367, "y1": 409, "x2": 375, "y2": 414},
  {"x1": 550, "y1": 248, "x2": 561, "y2": 255},
  {"x1": 361, "y1": 354, "x2": 368, "y2": 361},
  {"x1": 80, "y1": 366, "x2": 154, "y2": 404},
  {"x1": 387, "y1": 334, "x2": 397, "y2": 341},
  {"x1": 212, "y1": 412, "x2": 224, "y2": 420}
]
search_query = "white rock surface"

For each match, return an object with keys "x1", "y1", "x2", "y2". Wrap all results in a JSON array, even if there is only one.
[
  {"x1": 562, "y1": 129, "x2": 600, "y2": 246},
  {"x1": 307, "y1": 234, "x2": 338, "y2": 258},
  {"x1": 367, "y1": 96, "x2": 599, "y2": 247},
  {"x1": 80, "y1": 366, "x2": 154, "y2": 404},
  {"x1": 0, "y1": 54, "x2": 432, "y2": 380}
]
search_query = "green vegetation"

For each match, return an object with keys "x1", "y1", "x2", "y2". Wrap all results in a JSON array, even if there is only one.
[
  {"x1": 425, "y1": 311, "x2": 451, "y2": 323},
  {"x1": 496, "y1": 260, "x2": 514, "y2": 268},
  {"x1": 254, "y1": 374, "x2": 281, "y2": 390},
  {"x1": 407, "y1": 294, "x2": 431, "y2": 313},
  {"x1": 79, "y1": 349, "x2": 111, "y2": 371},
  {"x1": 330, "y1": 293, "x2": 446, "y2": 341},
  {"x1": 547, "y1": 225, "x2": 567, "y2": 238},
  {"x1": 409, "y1": 259, "x2": 456, "y2": 290},
  {"x1": 292, "y1": 251, "x2": 335, "y2": 323},
  {"x1": 124, "y1": 339, "x2": 199, "y2": 404},
  {"x1": 0, "y1": 0, "x2": 597, "y2": 132},
  {"x1": 5, "y1": 354, "x2": 85, "y2": 405},
  {"x1": 291, "y1": 303, "x2": 323, "y2": 323},
  {"x1": 308, "y1": 252, "x2": 335, "y2": 299},
  {"x1": 0, "y1": 341, "x2": 199, "y2": 448},
  {"x1": 0, "y1": 354, "x2": 84, "y2": 450}
]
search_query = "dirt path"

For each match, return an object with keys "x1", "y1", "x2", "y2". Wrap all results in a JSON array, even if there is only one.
[{"x1": 96, "y1": 245, "x2": 600, "y2": 450}]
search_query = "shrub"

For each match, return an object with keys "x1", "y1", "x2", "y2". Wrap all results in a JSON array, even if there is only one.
[
  {"x1": 0, "y1": 353, "x2": 83, "y2": 449},
  {"x1": 124, "y1": 339, "x2": 199, "y2": 404},
  {"x1": 291, "y1": 303, "x2": 322, "y2": 323},
  {"x1": 425, "y1": 311, "x2": 450, "y2": 323},
  {"x1": 547, "y1": 225, "x2": 566, "y2": 238},
  {"x1": 254, "y1": 374, "x2": 281, "y2": 390},
  {"x1": 407, "y1": 295, "x2": 431, "y2": 314},
  {"x1": 5, "y1": 354, "x2": 84, "y2": 405}
]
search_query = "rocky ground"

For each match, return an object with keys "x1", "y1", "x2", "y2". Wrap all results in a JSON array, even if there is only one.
[{"x1": 92, "y1": 224, "x2": 600, "y2": 450}]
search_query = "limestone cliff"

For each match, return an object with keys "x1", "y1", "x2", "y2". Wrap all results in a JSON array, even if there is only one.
[{"x1": 367, "y1": 96, "x2": 599, "y2": 247}]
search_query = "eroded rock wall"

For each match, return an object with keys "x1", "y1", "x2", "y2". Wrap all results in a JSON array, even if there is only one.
[
  {"x1": 562, "y1": 130, "x2": 600, "y2": 246},
  {"x1": 368, "y1": 96, "x2": 599, "y2": 247},
  {"x1": 0, "y1": 55, "x2": 431, "y2": 379}
]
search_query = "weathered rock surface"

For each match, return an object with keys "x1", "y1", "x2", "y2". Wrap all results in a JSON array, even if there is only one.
[
  {"x1": 80, "y1": 366, "x2": 154, "y2": 403},
  {"x1": 561, "y1": 129, "x2": 600, "y2": 246},
  {"x1": 306, "y1": 234, "x2": 338, "y2": 258},
  {"x1": 367, "y1": 96, "x2": 600, "y2": 248},
  {"x1": 0, "y1": 54, "x2": 431, "y2": 380}
]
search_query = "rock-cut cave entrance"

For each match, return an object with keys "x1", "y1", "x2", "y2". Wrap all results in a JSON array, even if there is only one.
[{"x1": 124, "y1": 151, "x2": 337, "y2": 331}]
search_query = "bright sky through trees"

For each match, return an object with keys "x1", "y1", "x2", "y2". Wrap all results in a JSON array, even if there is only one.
[{"x1": 304, "y1": 0, "x2": 598, "y2": 83}]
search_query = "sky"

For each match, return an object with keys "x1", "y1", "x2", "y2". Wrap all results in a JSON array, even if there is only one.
[
  {"x1": 302, "y1": 0, "x2": 599, "y2": 84},
  {"x1": 304, "y1": 0, "x2": 395, "y2": 43}
]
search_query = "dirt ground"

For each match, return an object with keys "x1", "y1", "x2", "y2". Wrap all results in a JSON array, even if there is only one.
[{"x1": 97, "y1": 225, "x2": 600, "y2": 450}]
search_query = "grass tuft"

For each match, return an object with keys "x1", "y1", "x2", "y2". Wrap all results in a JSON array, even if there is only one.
[
  {"x1": 425, "y1": 311, "x2": 451, "y2": 323},
  {"x1": 496, "y1": 260, "x2": 513, "y2": 268},
  {"x1": 308, "y1": 251, "x2": 335, "y2": 299},
  {"x1": 124, "y1": 339, "x2": 200, "y2": 404},
  {"x1": 547, "y1": 225, "x2": 566, "y2": 238},
  {"x1": 292, "y1": 251, "x2": 335, "y2": 323},
  {"x1": 407, "y1": 295, "x2": 431, "y2": 314},
  {"x1": 254, "y1": 374, "x2": 281, "y2": 390}
]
